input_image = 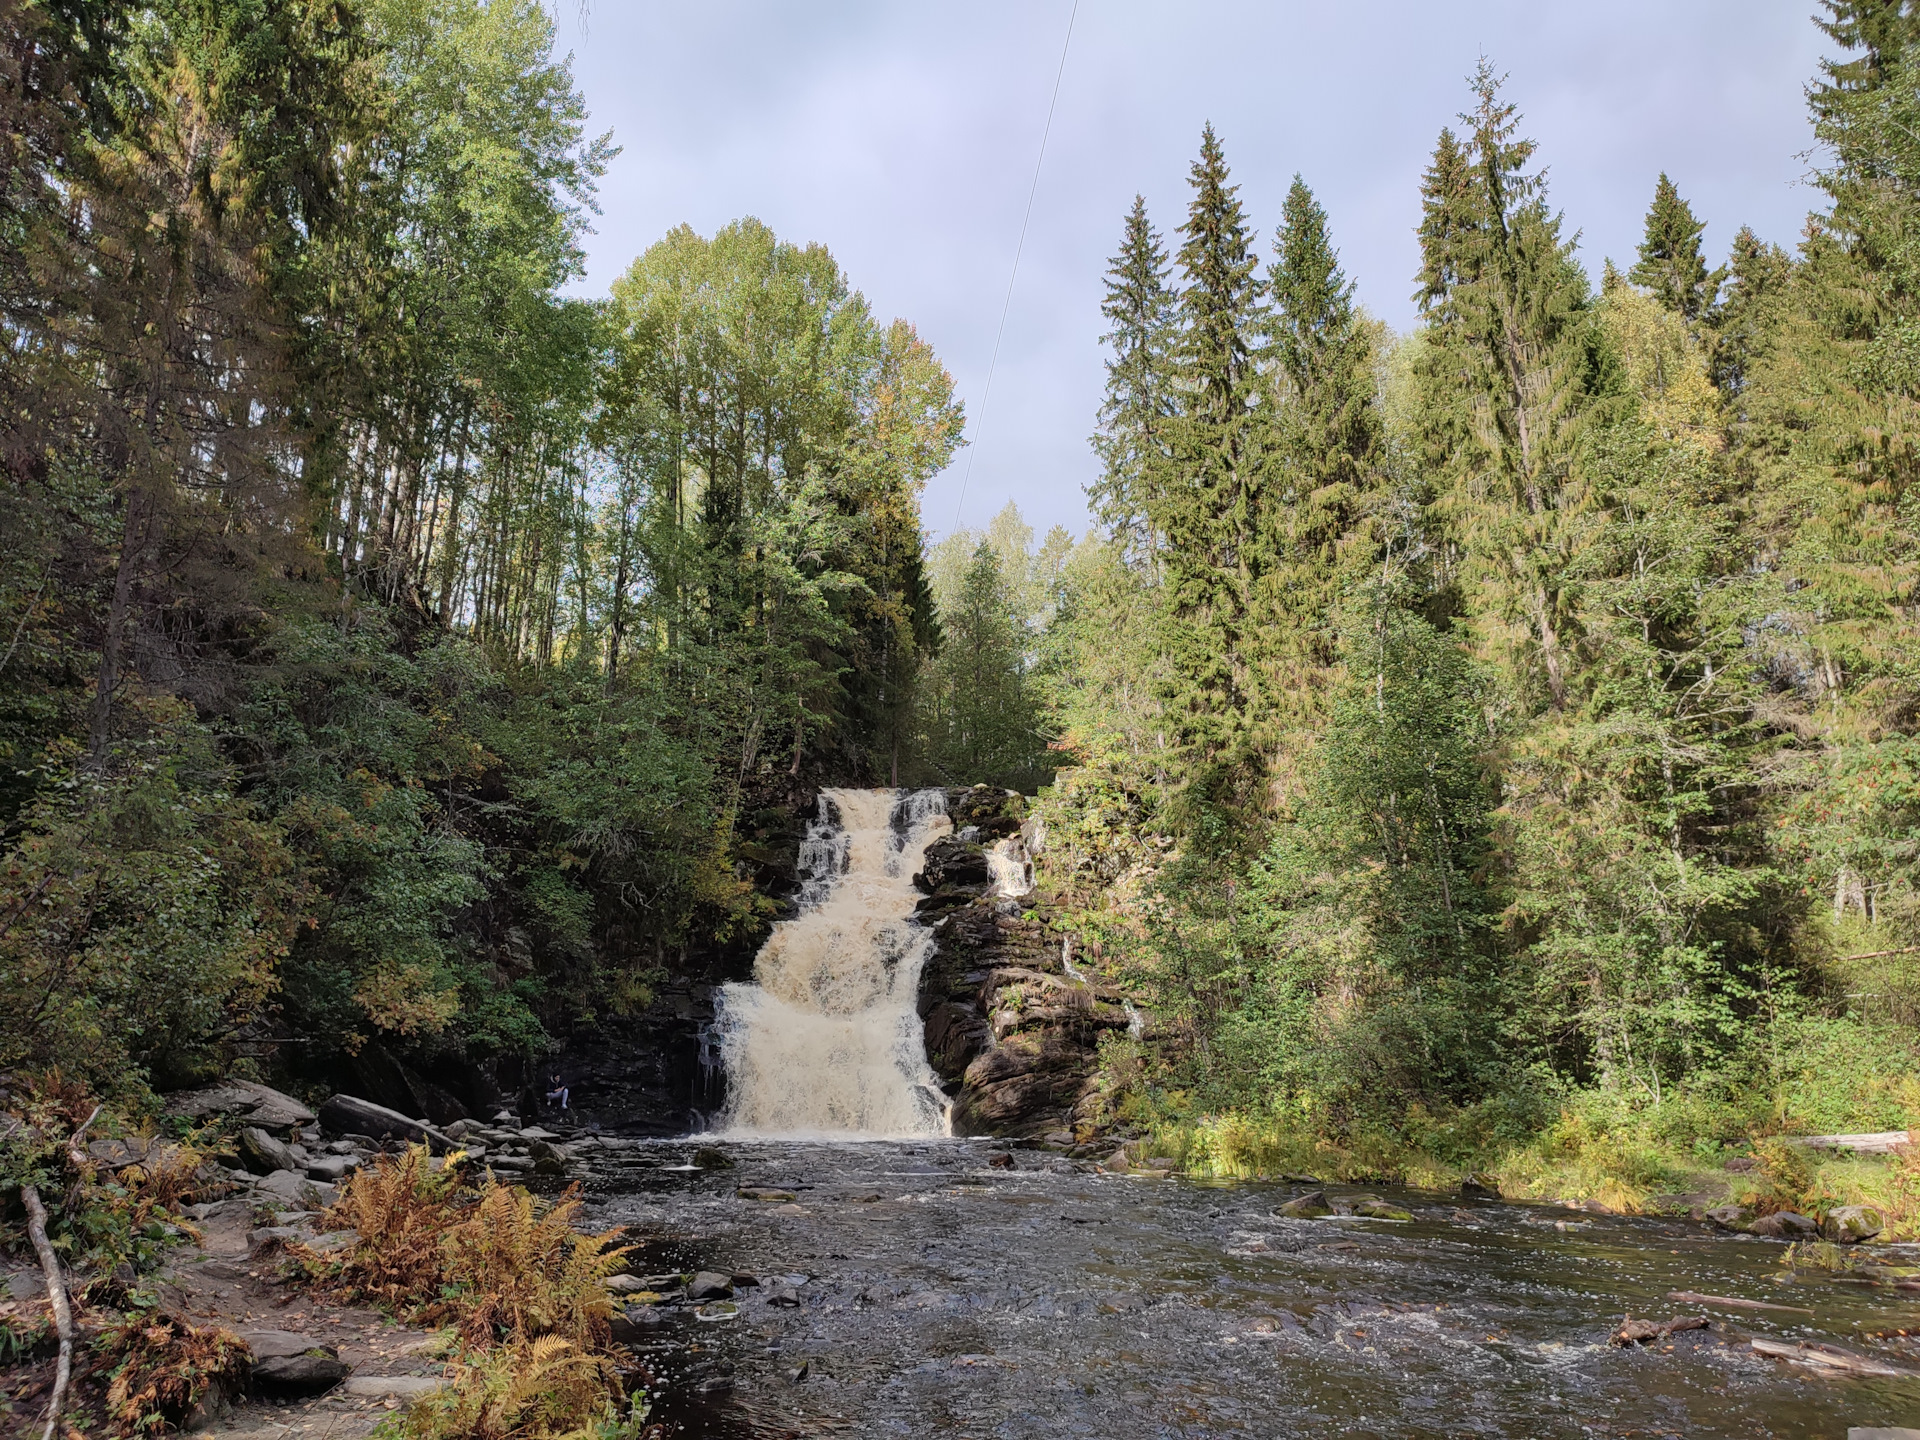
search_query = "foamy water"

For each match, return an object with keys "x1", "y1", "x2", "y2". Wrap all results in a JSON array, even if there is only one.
[{"x1": 711, "y1": 788, "x2": 952, "y2": 1138}]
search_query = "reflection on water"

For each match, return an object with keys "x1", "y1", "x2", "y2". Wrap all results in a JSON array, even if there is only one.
[{"x1": 579, "y1": 1139, "x2": 1920, "y2": 1438}]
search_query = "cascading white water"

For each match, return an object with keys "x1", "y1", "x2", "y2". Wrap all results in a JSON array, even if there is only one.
[
  {"x1": 986, "y1": 836, "x2": 1033, "y2": 898},
  {"x1": 711, "y1": 788, "x2": 953, "y2": 1138}
]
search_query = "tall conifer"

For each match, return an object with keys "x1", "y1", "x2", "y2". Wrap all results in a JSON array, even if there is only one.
[
  {"x1": 1160, "y1": 124, "x2": 1266, "y2": 770},
  {"x1": 1417, "y1": 62, "x2": 1593, "y2": 708},
  {"x1": 1091, "y1": 196, "x2": 1178, "y2": 568},
  {"x1": 1708, "y1": 225, "x2": 1792, "y2": 396},
  {"x1": 1258, "y1": 177, "x2": 1381, "y2": 690},
  {"x1": 1630, "y1": 173, "x2": 1721, "y2": 322}
]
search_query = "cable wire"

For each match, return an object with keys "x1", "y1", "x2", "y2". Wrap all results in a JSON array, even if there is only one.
[{"x1": 951, "y1": 0, "x2": 1079, "y2": 530}]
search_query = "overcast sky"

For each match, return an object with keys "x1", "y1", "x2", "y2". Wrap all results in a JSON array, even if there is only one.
[{"x1": 550, "y1": 2, "x2": 1829, "y2": 541}]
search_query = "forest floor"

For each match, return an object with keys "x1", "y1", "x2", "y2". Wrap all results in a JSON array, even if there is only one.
[{"x1": 3, "y1": 1200, "x2": 446, "y2": 1438}]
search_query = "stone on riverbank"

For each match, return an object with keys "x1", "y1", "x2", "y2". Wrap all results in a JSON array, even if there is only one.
[
  {"x1": 238, "y1": 1126, "x2": 299, "y2": 1175},
  {"x1": 1824, "y1": 1204, "x2": 1885, "y2": 1243},
  {"x1": 1748, "y1": 1211, "x2": 1817, "y2": 1238},
  {"x1": 252, "y1": 1352, "x2": 351, "y2": 1394}
]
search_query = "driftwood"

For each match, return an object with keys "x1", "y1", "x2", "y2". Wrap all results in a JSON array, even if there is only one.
[
  {"x1": 1665, "y1": 1290, "x2": 1813, "y2": 1316},
  {"x1": 1612, "y1": 1314, "x2": 1709, "y2": 1346},
  {"x1": 23, "y1": 1103, "x2": 99, "y2": 1440},
  {"x1": 1748, "y1": 1336, "x2": 1920, "y2": 1378}
]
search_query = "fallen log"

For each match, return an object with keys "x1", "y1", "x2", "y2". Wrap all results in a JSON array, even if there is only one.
[
  {"x1": 1784, "y1": 1130, "x2": 1914, "y2": 1154},
  {"x1": 317, "y1": 1094, "x2": 453, "y2": 1153},
  {"x1": 1612, "y1": 1314, "x2": 1709, "y2": 1346},
  {"x1": 1748, "y1": 1336, "x2": 1920, "y2": 1378},
  {"x1": 1665, "y1": 1290, "x2": 1813, "y2": 1316}
]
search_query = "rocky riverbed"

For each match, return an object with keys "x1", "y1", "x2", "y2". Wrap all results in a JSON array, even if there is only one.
[{"x1": 578, "y1": 1137, "x2": 1920, "y2": 1440}]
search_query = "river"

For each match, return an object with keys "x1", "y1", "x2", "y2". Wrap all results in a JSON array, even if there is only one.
[{"x1": 579, "y1": 1138, "x2": 1920, "y2": 1439}]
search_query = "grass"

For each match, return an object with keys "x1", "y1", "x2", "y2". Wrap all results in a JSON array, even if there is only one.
[{"x1": 1136, "y1": 1082, "x2": 1920, "y2": 1235}]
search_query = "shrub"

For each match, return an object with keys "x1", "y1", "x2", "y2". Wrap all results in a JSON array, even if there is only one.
[
  {"x1": 397, "y1": 1335, "x2": 647, "y2": 1440},
  {"x1": 289, "y1": 1148, "x2": 637, "y2": 1438},
  {"x1": 96, "y1": 1308, "x2": 249, "y2": 1436}
]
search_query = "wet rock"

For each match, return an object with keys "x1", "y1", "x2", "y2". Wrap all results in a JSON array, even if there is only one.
[
  {"x1": 693, "y1": 1301, "x2": 740, "y2": 1322},
  {"x1": 1705, "y1": 1203, "x2": 1756, "y2": 1232},
  {"x1": 1277, "y1": 1191, "x2": 1334, "y2": 1219},
  {"x1": 1824, "y1": 1204, "x2": 1885, "y2": 1243},
  {"x1": 691, "y1": 1146, "x2": 734, "y2": 1170},
  {"x1": 608, "y1": 1306, "x2": 662, "y2": 1344},
  {"x1": 1748, "y1": 1211, "x2": 1818, "y2": 1239},
  {"x1": 252, "y1": 1352, "x2": 350, "y2": 1394},
  {"x1": 1612, "y1": 1314, "x2": 1709, "y2": 1346},
  {"x1": 914, "y1": 836, "x2": 990, "y2": 893},
  {"x1": 987, "y1": 1151, "x2": 1016, "y2": 1170},
  {"x1": 605, "y1": 1275, "x2": 665, "y2": 1297},
  {"x1": 738, "y1": 1186, "x2": 797, "y2": 1202},
  {"x1": 764, "y1": 1280, "x2": 801, "y2": 1307},
  {"x1": 1459, "y1": 1172, "x2": 1499, "y2": 1199},
  {"x1": 1352, "y1": 1197, "x2": 1414, "y2": 1221},
  {"x1": 686, "y1": 1271, "x2": 734, "y2": 1300},
  {"x1": 923, "y1": 1001, "x2": 991, "y2": 1081},
  {"x1": 238, "y1": 1127, "x2": 299, "y2": 1175}
]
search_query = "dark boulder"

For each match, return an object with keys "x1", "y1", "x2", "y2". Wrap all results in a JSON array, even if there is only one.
[{"x1": 252, "y1": 1353, "x2": 350, "y2": 1395}]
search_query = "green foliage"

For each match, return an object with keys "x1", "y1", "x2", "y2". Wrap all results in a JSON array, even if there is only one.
[
  {"x1": 1630, "y1": 173, "x2": 1722, "y2": 323},
  {"x1": 0, "y1": 702, "x2": 306, "y2": 1094},
  {"x1": 913, "y1": 541, "x2": 1053, "y2": 792},
  {"x1": 1043, "y1": 23, "x2": 1920, "y2": 1185}
]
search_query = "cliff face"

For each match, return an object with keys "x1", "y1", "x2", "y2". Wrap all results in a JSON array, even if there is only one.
[{"x1": 914, "y1": 787, "x2": 1125, "y2": 1143}]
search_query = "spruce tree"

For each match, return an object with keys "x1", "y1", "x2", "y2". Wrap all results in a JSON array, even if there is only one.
[
  {"x1": 1417, "y1": 61, "x2": 1593, "y2": 709},
  {"x1": 1708, "y1": 225, "x2": 1792, "y2": 396},
  {"x1": 1630, "y1": 173, "x2": 1721, "y2": 323},
  {"x1": 1090, "y1": 196, "x2": 1178, "y2": 568},
  {"x1": 1414, "y1": 127, "x2": 1477, "y2": 315},
  {"x1": 1158, "y1": 124, "x2": 1265, "y2": 769},
  {"x1": 1257, "y1": 177, "x2": 1382, "y2": 699},
  {"x1": 1811, "y1": 0, "x2": 1920, "y2": 115}
]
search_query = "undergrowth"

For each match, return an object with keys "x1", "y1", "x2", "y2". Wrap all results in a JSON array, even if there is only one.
[
  {"x1": 1138, "y1": 1078, "x2": 1920, "y2": 1235},
  {"x1": 290, "y1": 1146, "x2": 650, "y2": 1440},
  {"x1": 96, "y1": 1307, "x2": 249, "y2": 1436}
]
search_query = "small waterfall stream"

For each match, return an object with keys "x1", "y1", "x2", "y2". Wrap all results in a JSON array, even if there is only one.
[{"x1": 711, "y1": 788, "x2": 952, "y2": 1137}]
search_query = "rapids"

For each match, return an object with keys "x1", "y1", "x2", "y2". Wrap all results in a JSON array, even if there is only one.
[{"x1": 579, "y1": 1139, "x2": 1920, "y2": 1439}]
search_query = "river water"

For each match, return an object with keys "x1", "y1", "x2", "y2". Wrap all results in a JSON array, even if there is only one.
[
  {"x1": 588, "y1": 786, "x2": 1919, "y2": 1436},
  {"x1": 580, "y1": 1138, "x2": 1920, "y2": 1439}
]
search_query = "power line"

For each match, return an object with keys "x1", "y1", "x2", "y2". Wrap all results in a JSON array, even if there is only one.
[{"x1": 952, "y1": 0, "x2": 1079, "y2": 531}]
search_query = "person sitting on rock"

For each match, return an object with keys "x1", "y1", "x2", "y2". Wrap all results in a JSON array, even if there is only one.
[{"x1": 545, "y1": 1073, "x2": 570, "y2": 1111}]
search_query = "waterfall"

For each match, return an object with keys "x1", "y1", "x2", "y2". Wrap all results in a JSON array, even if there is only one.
[
  {"x1": 986, "y1": 836, "x2": 1033, "y2": 898},
  {"x1": 711, "y1": 788, "x2": 953, "y2": 1138}
]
